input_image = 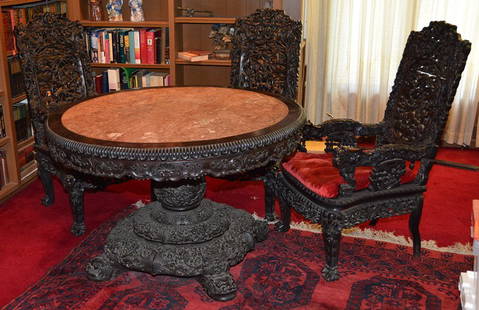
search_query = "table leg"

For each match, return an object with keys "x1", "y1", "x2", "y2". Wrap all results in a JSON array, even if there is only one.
[{"x1": 86, "y1": 177, "x2": 268, "y2": 301}]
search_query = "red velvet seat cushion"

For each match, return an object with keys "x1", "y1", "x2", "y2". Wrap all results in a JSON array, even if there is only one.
[{"x1": 282, "y1": 152, "x2": 417, "y2": 198}]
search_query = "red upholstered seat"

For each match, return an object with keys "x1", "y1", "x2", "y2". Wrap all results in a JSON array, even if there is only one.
[{"x1": 282, "y1": 152, "x2": 417, "y2": 198}]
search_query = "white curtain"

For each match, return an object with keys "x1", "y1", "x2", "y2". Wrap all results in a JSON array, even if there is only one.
[{"x1": 303, "y1": 0, "x2": 479, "y2": 146}]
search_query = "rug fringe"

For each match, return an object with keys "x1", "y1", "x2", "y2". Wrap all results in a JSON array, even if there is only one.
[
  {"x1": 251, "y1": 213, "x2": 472, "y2": 255},
  {"x1": 133, "y1": 200, "x2": 146, "y2": 208},
  {"x1": 291, "y1": 221, "x2": 472, "y2": 255}
]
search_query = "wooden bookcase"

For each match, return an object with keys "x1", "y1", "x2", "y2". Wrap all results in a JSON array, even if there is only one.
[
  {"x1": 0, "y1": 0, "x2": 300, "y2": 202},
  {"x1": 66, "y1": 0, "x2": 288, "y2": 87}
]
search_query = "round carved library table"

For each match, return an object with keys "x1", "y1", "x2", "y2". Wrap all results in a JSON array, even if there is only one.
[{"x1": 45, "y1": 87, "x2": 305, "y2": 301}]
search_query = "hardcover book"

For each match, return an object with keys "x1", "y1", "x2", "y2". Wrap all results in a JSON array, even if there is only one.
[{"x1": 177, "y1": 50, "x2": 211, "y2": 62}]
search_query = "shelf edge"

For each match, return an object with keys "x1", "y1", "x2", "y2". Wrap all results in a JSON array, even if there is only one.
[
  {"x1": 175, "y1": 59, "x2": 231, "y2": 66},
  {"x1": 80, "y1": 20, "x2": 169, "y2": 28},
  {"x1": 91, "y1": 63, "x2": 170, "y2": 69},
  {"x1": 175, "y1": 17, "x2": 236, "y2": 24}
]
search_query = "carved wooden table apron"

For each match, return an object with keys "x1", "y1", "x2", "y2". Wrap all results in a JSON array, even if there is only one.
[{"x1": 45, "y1": 87, "x2": 305, "y2": 301}]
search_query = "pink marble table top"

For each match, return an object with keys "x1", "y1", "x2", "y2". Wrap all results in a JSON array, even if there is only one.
[{"x1": 61, "y1": 87, "x2": 289, "y2": 144}]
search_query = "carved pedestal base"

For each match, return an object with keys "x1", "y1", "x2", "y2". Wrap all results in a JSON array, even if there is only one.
[{"x1": 86, "y1": 200, "x2": 268, "y2": 301}]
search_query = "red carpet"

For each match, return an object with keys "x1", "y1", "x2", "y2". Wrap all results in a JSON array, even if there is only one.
[
  {"x1": 2, "y1": 205, "x2": 472, "y2": 310},
  {"x1": 0, "y1": 147, "x2": 477, "y2": 307},
  {"x1": 354, "y1": 147, "x2": 479, "y2": 247}
]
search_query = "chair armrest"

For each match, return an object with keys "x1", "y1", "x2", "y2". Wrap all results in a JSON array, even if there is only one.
[
  {"x1": 332, "y1": 144, "x2": 436, "y2": 195},
  {"x1": 303, "y1": 119, "x2": 385, "y2": 152}
]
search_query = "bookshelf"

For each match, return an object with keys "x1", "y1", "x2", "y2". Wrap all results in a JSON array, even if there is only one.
[
  {"x1": 66, "y1": 0, "x2": 290, "y2": 88},
  {"x1": 0, "y1": 0, "x2": 300, "y2": 201}
]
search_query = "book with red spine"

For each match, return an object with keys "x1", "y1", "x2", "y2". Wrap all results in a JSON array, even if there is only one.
[
  {"x1": 139, "y1": 28, "x2": 147, "y2": 64},
  {"x1": 146, "y1": 30, "x2": 155, "y2": 64},
  {"x1": 2, "y1": 10, "x2": 15, "y2": 55}
]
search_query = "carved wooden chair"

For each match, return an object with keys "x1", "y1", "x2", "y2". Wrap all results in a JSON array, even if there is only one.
[
  {"x1": 273, "y1": 21, "x2": 471, "y2": 281},
  {"x1": 230, "y1": 9, "x2": 302, "y2": 220},
  {"x1": 15, "y1": 13, "x2": 106, "y2": 236}
]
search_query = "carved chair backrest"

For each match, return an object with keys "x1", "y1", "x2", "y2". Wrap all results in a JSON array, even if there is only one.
[
  {"x1": 230, "y1": 9, "x2": 302, "y2": 101},
  {"x1": 380, "y1": 21, "x2": 471, "y2": 149},
  {"x1": 14, "y1": 13, "x2": 95, "y2": 148}
]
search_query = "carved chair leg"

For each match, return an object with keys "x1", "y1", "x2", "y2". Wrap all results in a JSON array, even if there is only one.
[
  {"x1": 321, "y1": 220, "x2": 342, "y2": 281},
  {"x1": 275, "y1": 200, "x2": 291, "y2": 232},
  {"x1": 409, "y1": 197, "x2": 423, "y2": 257},
  {"x1": 37, "y1": 163, "x2": 55, "y2": 206},
  {"x1": 68, "y1": 180, "x2": 86, "y2": 236},
  {"x1": 150, "y1": 180, "x2": 160, "y2": 201},
  {"x1": 35, "y1": 152, "x2": 56, "y2": 206},
  {"x1": 264, "y1": 175, "x2": 276, "y2": 221}
]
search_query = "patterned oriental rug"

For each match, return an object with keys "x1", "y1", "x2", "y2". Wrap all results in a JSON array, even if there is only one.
[{"x1": 3, "y1": 205, "x2": 471, "y2": 310}]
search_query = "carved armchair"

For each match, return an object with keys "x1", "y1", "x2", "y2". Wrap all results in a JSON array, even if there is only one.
[
  {"x1": 14, "y1": 13, "x2": 107, "y2": 236},
  {"x1": 273, "y1": 21, "x2": 471, "y2": 281},
  {"x1": 230, "y1": 9, "x2": 302, "y2": 220}
]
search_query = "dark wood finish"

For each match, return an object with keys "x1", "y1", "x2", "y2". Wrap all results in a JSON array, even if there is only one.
[
  {"x1": 230, "y1": 9, "x2": 302, "y2": 101},
  {"x1": 433, "y1": 159, "x2": 479, "y2": 171},
  {"x1": 14, "y1": 13, "x2": 115, "y2": 236},
  {"x1": 274, "y1": 21, "x2": 471, "y2": 281},
  {"x1": 45, "y1": 86, "x2": 305, "y2": 301}
]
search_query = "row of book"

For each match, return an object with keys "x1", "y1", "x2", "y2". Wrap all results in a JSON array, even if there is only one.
[
  {"x1": 13, "y1": 99, "x2": 32, "y2": 142},
  {"x1": 95, "y1": 68, "x2": 171, "y2": 93},
  {"x1": 18, "y1": 144, "x2": 35, "y2": 176},
  {"x1": 2, "y1": 1, "x2": 67, "y2": 55},
  {"x1": 87, "y1": 28, "x2": 170, "y2": 65}
]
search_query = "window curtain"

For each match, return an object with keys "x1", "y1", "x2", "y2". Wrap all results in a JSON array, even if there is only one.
[{"x1": 303, "y1": 0, "x2": 479, "y2": 146}]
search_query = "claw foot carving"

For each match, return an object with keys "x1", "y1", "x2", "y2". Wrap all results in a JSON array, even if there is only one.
[
  {"x1": 322, "y1": 265, "x2": 340, "y2": 281},
  {"x1": 86, "y1": 255, "x2": 122, "y2": 281},
  {"x1": 71, "y1": 222, "x2": 86, "y2": 236},
  {"x1": 41, "y1": 195, "x2": 54, "y2": 206},
  {"x1": 199, "y1": 272, "x2": 237, "y2": 301},
  {"x1": 275, "y1": 221, "x2": 290, "y2": 232}
]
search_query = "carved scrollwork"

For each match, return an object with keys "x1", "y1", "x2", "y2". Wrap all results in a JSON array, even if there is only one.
[
  {"x1": 152, "y1": 180, "x2": 206, "y2": 211},
  {"x1": 15, "y1": 13, "x2": 95, "y2": 148},
  {"x1": 87, "y1": 201, "x2": 268, "y2": 300},
  {"x1": 368, "y1": 159, "x2": 406, "y2": 191},
  {"x1": 381, "y1": 21, "x2": 471, "y2": 147},
  {"x1": 46, "y1": 119, "x2": 304, "y2": 183},
  {"x1": 230, "y1": 9, "x2": 302, "y2": 101}
]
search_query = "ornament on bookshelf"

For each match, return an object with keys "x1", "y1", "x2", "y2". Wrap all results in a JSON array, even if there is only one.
[
  {"x1": 89, "y1": 0, "x2": 103, "y2": 21},
  {"x1": 263, "y1": 0, "x2": 274, "y2": 9},
  {"x1": 208, "y1": 24, "x2": 235, "y2": 60},
  {"x1": 177, "y1": 7, "x2": 213, "y2": 17},
  {"x1": 128, "y1": 0, "x2": 144, "y2": 22},
  {"x1": 106, "y1": 0, "x2": 123, "y2": 21}
]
